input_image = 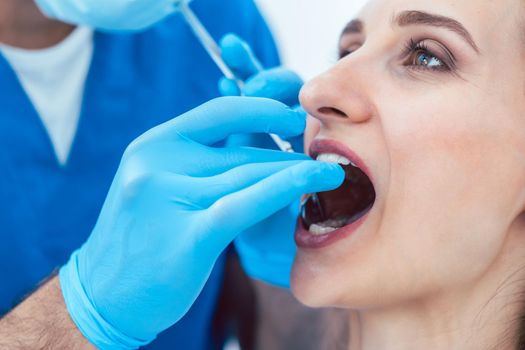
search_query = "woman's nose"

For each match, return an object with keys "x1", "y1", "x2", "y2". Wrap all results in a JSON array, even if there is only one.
[{"x1": 299, "y1": 61, "x2": 374, "y2": 126}]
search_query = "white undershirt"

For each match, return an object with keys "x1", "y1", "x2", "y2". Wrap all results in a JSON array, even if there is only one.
[{"x1": 0, "y1": 26, "x2": 94, "y2": 165}]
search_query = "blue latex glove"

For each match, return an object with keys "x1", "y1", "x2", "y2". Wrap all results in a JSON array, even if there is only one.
[
  {"x1": 35, "y1": 0, "x2": 182, "y2": 31},
  {"x1": 219, "y1": 34, "x2": 304, "y2": 108},
  {"x1": 219, "y1": 34, "x2": 306, "y2": 288},
  {"x1": 59, "y1": 97, "x2": 344, "y2": 349}
]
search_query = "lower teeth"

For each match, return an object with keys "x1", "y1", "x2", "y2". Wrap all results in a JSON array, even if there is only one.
[
  {"x1": 308, "y1": 218, "x2": 349, "y2": 235},
  {"x1": 317, "y1": 218, "x2": 348, "y2": 227},
  {"x1": 309, "y1": 224, "x2": 337, "y2": 235}
]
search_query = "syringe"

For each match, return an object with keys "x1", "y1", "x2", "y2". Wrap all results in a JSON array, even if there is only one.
[{"x1": 177, "y1": 1, "x2": 295, "y2": 153}]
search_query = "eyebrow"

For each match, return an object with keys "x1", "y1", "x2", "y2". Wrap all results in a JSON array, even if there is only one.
[
  {"x1": 396, "y1": 11, "x2": 479, "y2": 53},
  {"x1": 340, "y1": 10, "x2": 480, "y2": 53}
]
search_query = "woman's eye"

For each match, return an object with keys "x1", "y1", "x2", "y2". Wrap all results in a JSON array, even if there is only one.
[
  {"x1": 414, "y1": 51, "x2": 443, "y2": 68},
  {"x1": 338, "y1": 48, "x2": 355, "y2": 60},
  {"x1": 338, "y1": 43, "x2": 362, "y2": 60},
  {"x1": 339, "y1": 50, "x2": 351, "y2": 59},
  {"x1": 404, "y1": 40, "x2": 453, "y2": 72}
]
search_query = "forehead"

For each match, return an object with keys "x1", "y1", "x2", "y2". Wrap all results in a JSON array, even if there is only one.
[{"x1": 351, "y1": 0, "x2": 522, "y2": 51}]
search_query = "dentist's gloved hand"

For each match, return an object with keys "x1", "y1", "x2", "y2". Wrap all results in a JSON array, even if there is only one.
[
  {"x1": 35, "y1": 0, "x2": 182, "y2": 31},
  {"x1": 59, "y1": 97, "x2": 344, "y2": 349},
  {"x1": 219, "y1": 33, "x2": 304, "y2": 111},
  {"x1": 218, "y1": 34, "x2": 306, "y2": 288}
]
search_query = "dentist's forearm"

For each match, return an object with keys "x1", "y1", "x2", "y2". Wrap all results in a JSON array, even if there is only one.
[{"x1": 0, "y1": 276, "x2": 95, "y2": 349}]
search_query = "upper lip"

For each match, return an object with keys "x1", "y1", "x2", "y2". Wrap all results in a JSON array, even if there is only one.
[{"x1": 309, "y1": 138, "x2": 374, "y2": 184}]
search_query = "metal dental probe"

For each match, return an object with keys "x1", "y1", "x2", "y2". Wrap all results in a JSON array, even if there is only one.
[{"x1": 177, "y1": 1, "x2": 295, "y2": 153}]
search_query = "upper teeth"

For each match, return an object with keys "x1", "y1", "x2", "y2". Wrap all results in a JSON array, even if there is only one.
[{"x1": 316, "y1": 153, "x2": 355, "y2": 166}]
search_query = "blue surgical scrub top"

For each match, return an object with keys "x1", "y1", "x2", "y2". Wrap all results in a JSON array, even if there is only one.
[{"x1": 0, "y1": 0, "x2": 279, "y2": 348}]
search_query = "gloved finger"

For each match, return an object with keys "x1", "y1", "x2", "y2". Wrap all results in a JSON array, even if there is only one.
[
  {"x1": 220, "y1": 33, "x2": 263, "y2": 80},
  {"x1": 157, "y1": 97, "x2": 305, "y2": 146},
  {"x1": 218, "y1": 77, "x2": 241, "y2": 96},
  {"x1": 243, "y1": 67, "x2": 304, "y2": 107},
  {"x1": 129, "y1": 138, "x2": 309, "y2": 176},
  {"x1": 200, "y1": 146, "x2": 309, "y2": 176},
  {"x1": 170, "y1": 160, "x2": 309, "y2": 207},
  {"x1": 224, "y1": 106, "x2": 305, "y2": 152},
  {"x1": 205, "y1": 161, "x2": 345, "y2": 247},
  {"x1": 265, "y1": 106, "x2": 306, "y2": 144}
]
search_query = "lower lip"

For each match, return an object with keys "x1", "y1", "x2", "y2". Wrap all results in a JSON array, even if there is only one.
[{"x1": 294, "y1": 213, "x2": 370, "y2": 249}]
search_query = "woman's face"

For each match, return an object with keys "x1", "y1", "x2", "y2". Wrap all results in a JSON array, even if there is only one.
[{"x1": 292, "y1": 0, "x2": 525, "y2": 308}]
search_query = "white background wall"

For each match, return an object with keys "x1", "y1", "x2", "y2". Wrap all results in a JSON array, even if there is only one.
[{"x1": 254, "y1": 0, "x2": 369, "y2": 80}]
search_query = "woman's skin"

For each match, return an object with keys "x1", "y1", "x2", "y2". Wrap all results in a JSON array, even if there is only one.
[{"x1": 293, "y1": 0, "x2": 525, "y2": 349}]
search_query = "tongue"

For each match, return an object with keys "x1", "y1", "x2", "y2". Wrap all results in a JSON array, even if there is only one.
[{"x1": 301, "y1": 163, "x2": 375, "y2": 229}]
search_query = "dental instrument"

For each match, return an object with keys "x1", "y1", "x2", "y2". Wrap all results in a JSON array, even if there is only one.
[{"x1": 176, "y1": 1, "x2": 295, "y2": 153}]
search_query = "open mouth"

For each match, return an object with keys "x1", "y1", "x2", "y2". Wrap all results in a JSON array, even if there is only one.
[{"x1": 301, "y1": 150, "x2": 376, "y2": 235}]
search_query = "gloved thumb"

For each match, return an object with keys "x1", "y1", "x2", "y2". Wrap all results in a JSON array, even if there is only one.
[
  {"x1": 220, "y1": 33, "x2": 263, "y2": 80},
  {"x1": 243, "y1": 67, "x2": 303, "y2": 106},
  {"x1": 219, "y1": 67, "x2": 304, "y2": 107}
]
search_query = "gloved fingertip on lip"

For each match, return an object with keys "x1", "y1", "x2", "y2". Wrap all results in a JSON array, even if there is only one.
[
  {"x1": 315, "y1": 161, "x2": 346, "y2": 185},
  {"x1": 320, "y1": 160, "x2": 346, "y2": 172}
]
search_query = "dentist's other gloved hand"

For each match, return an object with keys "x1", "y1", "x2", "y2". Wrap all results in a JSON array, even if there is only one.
[
  {"x1": 219, "y1": 34, "x2": 306, "y2": 288},
  {"x1": 219, "y1": 33, "x2": 304, "y2": 110},
  {"x1": 35, "y1": 0, "x2": 182, "y2": 31},
  {"x1": 59, "y1": 97, "x2": 344, "y2": 349}
]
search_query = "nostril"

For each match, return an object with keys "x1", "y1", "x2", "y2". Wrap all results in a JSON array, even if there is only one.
[{"x1": 318, "y1": 107, "x2": 347, "y2": 118}]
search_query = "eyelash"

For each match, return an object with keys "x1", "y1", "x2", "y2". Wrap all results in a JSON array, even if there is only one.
[
  {"x1": 339, "y1": 38, "x2": 456, "y2": 73},
  {"x1": 402, "y1": 38, "x2": 452, "y2": 72}
]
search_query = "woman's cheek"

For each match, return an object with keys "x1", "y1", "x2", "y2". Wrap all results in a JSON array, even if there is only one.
[{"x1": 304, "y1": 115, "x2": 321, "y2": 155}]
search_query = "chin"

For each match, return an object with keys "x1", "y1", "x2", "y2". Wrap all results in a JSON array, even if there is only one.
[
  {"x1": 290, "y1": 247, "x2": 406, "y2": 311},
  {"x1": 290, "y1": 252, "x2": 340, "y2": 308}
]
